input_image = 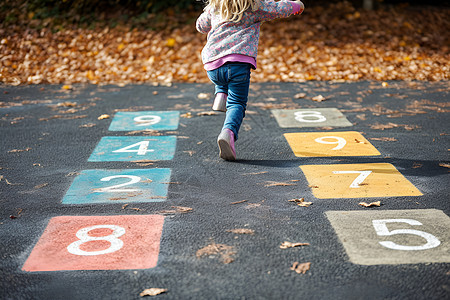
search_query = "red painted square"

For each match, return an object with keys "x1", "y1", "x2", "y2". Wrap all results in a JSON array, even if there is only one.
[{"x1": 22, "y1": 215, "x2": 164, "y2": 272}]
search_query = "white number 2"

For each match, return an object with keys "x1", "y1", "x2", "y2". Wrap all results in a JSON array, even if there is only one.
[
  {"x1": 294, "y1": 111, "x2": 327, "y2": 123},
  {"x1": 315, "y1": 136, "x2": 347, "y2": 150},
  {"x1": 332, "y1": 170, "x2": 372, "y2": 188},
  {"x1": 67, "y1": 225, "x2": 125, "y2": 256},
  {"x1": 372, "y1": 219, "x2": 440, "y2": 251},
  {"x1": 134, "y1": 115, "x2": 161, "y2": 126},
  {"x1": 95, "y1": 175, "x2": 141, "y2": 193}
]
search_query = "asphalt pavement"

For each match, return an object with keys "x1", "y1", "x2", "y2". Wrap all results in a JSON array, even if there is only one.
[{"x1": 1, "y1": 81, "x2": 449, "y2": 299}]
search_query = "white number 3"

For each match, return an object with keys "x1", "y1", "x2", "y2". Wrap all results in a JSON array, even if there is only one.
[{"x1": 372, "y1": 219, "x2": 440, "y2": 251}]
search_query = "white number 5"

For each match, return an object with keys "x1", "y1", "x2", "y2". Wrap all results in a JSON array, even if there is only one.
[{"x1": 372, "y1": 219, "x2": 441, "y2": 251}]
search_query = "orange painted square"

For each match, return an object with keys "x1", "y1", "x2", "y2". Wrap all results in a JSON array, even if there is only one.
[{"x1": 22, "y1": 215, "x2": 164, "y2": 272}]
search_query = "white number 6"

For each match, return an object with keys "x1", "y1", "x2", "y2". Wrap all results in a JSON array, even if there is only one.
[{"x1": 372, "y1": 219, "x2": 441, "y2": 251}]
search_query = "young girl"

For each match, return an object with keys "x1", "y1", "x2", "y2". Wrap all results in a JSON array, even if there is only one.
[{"x1": 196, "y1": 0, "x2": 304, "y2": 161}]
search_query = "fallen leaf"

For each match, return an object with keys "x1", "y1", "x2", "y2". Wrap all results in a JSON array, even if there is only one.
[
  {"x1": 183, "y1": 150, "x2": 195, "y2": 156},
  {"x1": 230, "y1": 200, "x2": 248, "y2": 205},
  {"x1": 312, "y1": 95, "x2": 326, "y2": 102},
  {"x1": 0, "y1": 175, "x2": 22, "y2": 185},
  {"x1": 34, "y1": 183, "x2": 48, "y2": 189},
  {"x1": 439, "y1": 163, "x2": 450, "y2": 168},
  {"x1": 412, "y1": 162, "x2": 423, "y2": 168},
  {"x1": 158, "y1": 206, "x2": 193, "y2": 214},
  {"x1": 139, "y1": 288, "x2": 168, "y2": 297},
  {"x1": 57, "y1": 101, "x2": 77, "y2": 107},
  {"x1": 294, "y1": 93, "x2": 307, "y2": 99},
  {"x1": 226, "y1": 228, "x2": 255, "y2": 235},
  {"x1": 98, "y1": 114, "x2": 110, "y2": 120},
  {"x1": 8, "y1": 148, "x2": 32, "y2": 153},
  {"x1": 62, "y1": 85, "x2": 73, "y2": 90},
  {"x1": 370, "y1": 137, "x2": 397, "y2": 142},
  {"x1": 180, "y1": 112, "x2": 192, "y2": 118},
  {"x1": 264, "y1": 180, "x2": 297, "y2": 187},
  {"x1": 242, "y1": 171, "x2": 268, "y2": 176},
  {"x1": 79, "y1": 123, "x2": 96, "y2": 128},
  {"x1": 280, "y1": 241, "x2": 310, "y2": 249},
  {"x1": 290, "y1": 262, "x2": 311, "y2": 274},
  {"x1": 359, "y1": 201, "x2": 381, "y2": 207},
  {"x1": 197, "y1": 111, "x2": 218, "y2": 116},
  {"x1": 197, "y1": 93, "x2": 210, "y2": 99},
  {"x1": 288, "y1": 198, "x2": 313, "y2": 207}
]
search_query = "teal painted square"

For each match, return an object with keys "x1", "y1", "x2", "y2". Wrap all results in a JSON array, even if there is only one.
[
  {"x1": 108, "y1": 111, "x2": 180, "y2": 131},
  {"x1": 88, "y1": 136, "x2": 176, "y2": 161},
  {"x1": 62, "y1": 169, "x2": 171, "y2": 204}
]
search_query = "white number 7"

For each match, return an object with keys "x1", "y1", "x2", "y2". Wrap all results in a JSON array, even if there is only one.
[
  {"x1": 372, "y1": 219, "x2": 441, "y2": 251},
  {"x1": 332, "y1": 170, "x2": 372, "y2": 188}
]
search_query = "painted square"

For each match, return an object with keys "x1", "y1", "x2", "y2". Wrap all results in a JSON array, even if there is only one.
[
  {"x1": 284, "y1": 131, "x2": 381, "y2": 157},
  {"x1": 300, "y1": 163, "x2": 422, "y2": 199},
  {"x1": 271, "y1": 108, "x2": 353, "y2": 128},
  {"x1": 326, "y1": 209, "x2": 450, "y2": 265},
  {"x1": 22, "y1": 215, "x2": 165, "y2": 271},
  {"x1": 62, "y1": 169, "x2": 171, "y2": 204},
  {"x1": 108, "y1": 111, "x2": 180, "y2": 131},
  {"x1": 88, "y1": 136, "x2": 176, "y2": 161}
]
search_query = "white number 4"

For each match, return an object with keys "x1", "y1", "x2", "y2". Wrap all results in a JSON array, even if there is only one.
[
  {"x1": 372, "y1": 219, "x2": 441, "y2": 251},
  {"x1": 113, "y1": 141, "x2": 154, "y2": 155}
]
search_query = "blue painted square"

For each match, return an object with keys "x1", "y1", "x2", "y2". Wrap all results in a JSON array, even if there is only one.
[
  {"x1": 62, "y1": 169, "x2": 172, "y2": 204},
  {"x1": 108, "y1": 111, "x2": 180, "y2": 131},
  {"x1": 88, "y1": 136, "x2": 176, "y2": 161}
]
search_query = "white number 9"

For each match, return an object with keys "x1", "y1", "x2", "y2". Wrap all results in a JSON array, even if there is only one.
[
  {"x1": 372, "y1": 219, "x2": 441, "y2": 251},
  {"x1": 134, "y1": 115, "x2": 161, "y2": 126},
  {"x1": 315, "y1": 136, "x2": 347, "y2": 150}
]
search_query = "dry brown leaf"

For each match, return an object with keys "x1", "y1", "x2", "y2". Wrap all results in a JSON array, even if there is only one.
[
  {"x1": 288, "y1": 198, "x2": 313, "y2": 207},
  {"x1": 280, "y1": 241, "x2": 310, "y2": 249},
  {"x1": 439, "y1": 163, "x2": 450, "y2": 168},
  {"x1": 158, "y1": 206, "x2": 193, "y2": 214},
  {"x1": 139, "y1": 288, "x2": 168, "y2": 297},
  {"x1": 264, "y1": 180, "x2": 297, "y2": 187},
  {"x1": 34, "y1": 183, "x2": 48, "y2": 189},
  {"x1": 359, "y1": 201, "x2": 381, "y2": 207},
  {"x1": 226, "y1": 228, "x2": 255, "y2": 235},
  {"x1": 197, "y1": 93, "x2": 210, "y2": 99},
  {"x1": 196, "y1": 242, "x2": 236, "y2": 264},
  {"x1": 290, "y1": 262, "x2": 311, "y2": 274},
  {"x1": 98, "y1": 114, "x2": 110, "y2": 120},
  {"x1": 312, "y1": 95, "x2": 327, "y2": 102},
  {"x1": 197, "y1": 111, "x2": 218, "y2": 116},
  {"x1": 230, "y1": 200, "x2": 248, "y2": 205},
  {"x1": 79, "y1": 123, "x2": 96, "y2": 128},
  {"x1": 242, "y1": 171, "x2": 268, "y2": 176},
  {"x1": 180, "y1": 112, "x2": 192, "y2": 118},
  {"x1": 57, "y1": 101, "x2": 77, "y2": 107},
  {"x1": 294, "y1": 93, "x2": 307, "y2": 99},
  {"x1": 370, "y1": 137, "x2": 397, "y2": 142},
  {"x1": 8, "y1": 148, "x2": 31, "y2": 153}
]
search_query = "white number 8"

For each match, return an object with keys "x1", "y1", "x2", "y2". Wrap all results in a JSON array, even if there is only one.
[
  {"x1": 372, "y1": 219, "x2": 440, "y2": 251},
  {"x1": 294, "y1": 111, "x2": 327, "y2": 123},
  {"x1": 67, "y1": 225, "x2": 125, "y2": 256}
]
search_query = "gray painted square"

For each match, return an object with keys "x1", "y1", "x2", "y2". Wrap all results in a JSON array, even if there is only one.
[
  {"x1": 271, "y1": 108, "x2": 353, "y2": 128},
  {"x1": 326, "y1": 209, "x2": 450, "y2": 265}
]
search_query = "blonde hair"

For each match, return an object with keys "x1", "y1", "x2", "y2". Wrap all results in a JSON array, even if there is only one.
[{"x1": 205, "y1": 0, "x2": 261, "y2": 22}]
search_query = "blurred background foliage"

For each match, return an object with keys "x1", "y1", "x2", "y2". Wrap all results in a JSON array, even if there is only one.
[{"x1": 1, "y1": 0, "x2": 448, "y2": 29}]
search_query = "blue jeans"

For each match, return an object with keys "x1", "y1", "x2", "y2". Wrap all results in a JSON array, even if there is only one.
[{"x1": 207, "y1": 63, "x2": 251, "y2": 141}]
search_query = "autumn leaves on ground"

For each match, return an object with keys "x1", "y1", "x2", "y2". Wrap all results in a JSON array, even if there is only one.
[{"x1": 0, "y1": 2, "x2": 449, "y2": 86}]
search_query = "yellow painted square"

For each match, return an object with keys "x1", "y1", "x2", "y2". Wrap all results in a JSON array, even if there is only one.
[
  {"x1": 284, "y1": 131, "x2": 381, "y2": 157},
  {"x1": 300, "y1": 163, "x2": 423, "y2": 199}
]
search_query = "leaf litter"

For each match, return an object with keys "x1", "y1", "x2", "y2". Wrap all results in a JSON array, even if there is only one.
[
  {"x1": 290, "y1": 262, "x2": 311, "y2": 275},
  {"x1": 288, "y1": 198, "x2": 313, "y2": 207},
  {"x1": 196, "y1": 242, "x2": 237, "y2": 264},
  {"x1": 280, "y1": 241, "x2": 310, "y2": 249},
  {"x1": 139, "y1": 288, "x2": 168, "y2": 297}
]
